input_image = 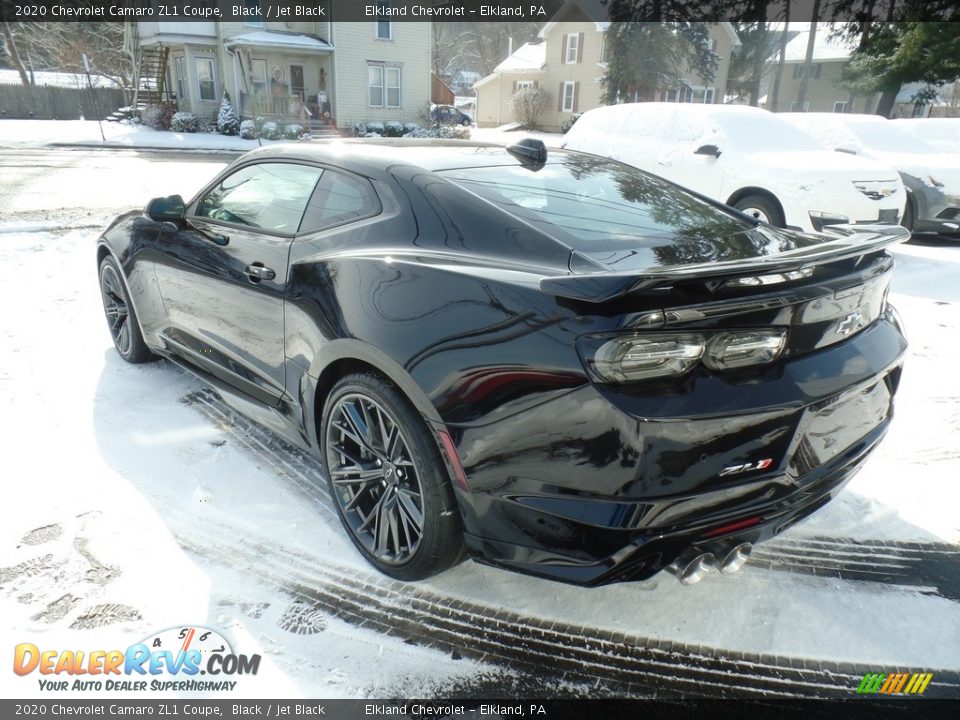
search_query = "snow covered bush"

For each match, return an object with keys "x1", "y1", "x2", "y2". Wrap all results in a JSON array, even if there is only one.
[
  {"x1": 170, "y1": 112, "x2": 201, "y2": 133},
  {"x1": 561, "y1": 112, "x2": 583, "y2": 134},
  {"x1": 141, "y1": 103, "x2": 174, "y2": 131},
  {"x1": 510, "y1": 87, "x2": 550, "y2": 129},
  {"x1": 351, "y1": 122, "x2": 367, "y2": 137},
  {"x1": 254, "y1": 116, "x2": 267, "y2": 132},
  {"x1": 384, "y1": 121, "x2": 404, "y2": 137},
  {"x1": 217, "y1": 92, "x2": 240, "y2": 135},
  {"x1": 402, "y1": 122, "x2": 419, "y2": 134},
  {"x1": 260, "y1": 121, "x2": 281, "y2": 140},
  {"x1": 283, "y1": 123, "x2": 305, "y2": 140},
  {"x1": 402, "y1": 125, "x2": 471, "y2": 139},
  {"x1": 239, "y1": 120, "x2": 258, "y2": 140},
  {"x1": 365, "y1": 122, "x2": 385, "y2": 136}
]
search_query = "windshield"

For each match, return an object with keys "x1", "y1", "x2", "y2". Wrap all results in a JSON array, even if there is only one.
[{"x1": 716, "y1": 114, "x2": 824, "y2": 153}]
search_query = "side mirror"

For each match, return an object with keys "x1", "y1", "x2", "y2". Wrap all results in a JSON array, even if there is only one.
[
  {"x1": 145, "y1": 195, "x2": 185, "y2": 222},
  {"x1": 835, "y1": 145, "x2": 857, "y2": 155},
  {"x1": 695, "y1": 144, "x2": 722, "y2": 158}
]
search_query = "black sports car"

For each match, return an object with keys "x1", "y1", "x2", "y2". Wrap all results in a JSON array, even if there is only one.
[{"x1": 96, "y1": 139, "x2": 909, "y2": 587}]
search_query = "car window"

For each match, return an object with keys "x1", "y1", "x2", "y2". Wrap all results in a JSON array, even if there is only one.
[
  {"x1": 299, "y1": 170, "x2": 381, "y2": 233},
  {"x1": 196, "y1": 162, "x2": 323, "y2": 233}
]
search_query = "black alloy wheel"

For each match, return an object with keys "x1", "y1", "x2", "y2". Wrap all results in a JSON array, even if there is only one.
[
  {"x1": 321, "y1": 373, "x2": 464, "y2": 580},
  {"x1": 99, "y1": 257, "x2": 154, "y2": 364}
]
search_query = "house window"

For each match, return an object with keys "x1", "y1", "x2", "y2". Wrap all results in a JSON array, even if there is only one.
[
  {"x1": 515, "y1": 80, "x2": 534, "y2": 92},
  {"x1": 251, "y1": 59, "x2": 267, "y2": 96},
  {"x1": 195, "y1": 57, "x2": 216, "y2": 101},
  {"x1": 174, "y1": 56, "x2": 186, "y2": 99},
  {"x1": 790, "y1": 101, "x2": 810, "y2": 112},
  {"x1": 565, "y1": 33, "x2": 578, "y2": 64},
  {"x1": 665, "y1": 88, "x2": 678, "y2": 102},
  {"x1": 561, "y1": 81, "x2": 575, "y2": 112},
  {"x1": 792, "y1": 64, "x2": 821, "y2": 80},
  {"x1": 375, "y1": 21, "x2": 392, "y2": 40},
  {"x1": 683, "y1": 86, "x2": 694, "y2": 103},
  {"x1": 243, "y1": 0, "x2": 263, "y2": 27},
  {"x1": 704, "y1": 87, "x2": 715, "y2": 104},
  {"x1": 833, "y1": 100, "x2": 847, "y2": 113},
  {"x1": 599, "y1": 33, "x2": 607, "y2": 63},
  {"x1": 368, "y1": 63, "x2": 401, "y2": 107}
]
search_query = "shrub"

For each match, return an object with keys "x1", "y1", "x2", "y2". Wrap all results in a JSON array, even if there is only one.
[
  {"x1": 254, "y1": 116, "x2": 267, "y2": 132},
  {"x1": 365, "y1": 122, "x2": 385, "y2": 135},
  {"x1": 283, "y1": 123, "x2": 305, "y2": 140},
  {"x1": 170, "y1": 112, "x2": 201, "y2": 133},
  {"x1": 403, "y1": 125, "x2": 471, "y2": 140},
  {"x1": 239, "y1": 120, "x2": 258, "y2": 140},
  {"x1": 384, "y1": 121, "x2": 404, "y2": 137},
  {"x1": 260, "y1": 121, "x2": 281, "y2": 140},
  {"x1": 561, "y1": 112, "x2": 583, "y2": 134},
  {"x1": 217, "y1": 91, "x2": 240, "y2": 135},
  {"x1": 402, "y1": 122, "x2": 419, "y2": 134},
  {"x1": 141, "y1": 103, "x2": 175, "y2": 131},
  {"x1": 510, "y1": 86, "x2": 550, "y2": 129}
]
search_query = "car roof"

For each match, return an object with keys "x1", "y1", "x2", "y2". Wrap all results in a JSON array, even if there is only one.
[{"x1": 236, "y1": 138, "x2": 571, "y2": 176}]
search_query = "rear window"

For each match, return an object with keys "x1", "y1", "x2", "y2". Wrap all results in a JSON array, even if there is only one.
[{"x1": 438, "y1": 156, "x2": 750, "y2": 249}]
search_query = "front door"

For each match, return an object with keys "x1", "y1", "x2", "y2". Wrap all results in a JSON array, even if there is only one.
[
  {"x1": 290, "y1": 64, "x2": 305, "y2": 101},
  {"x1": 153, "y1": 161, "x2": 324, "y2": 406}
]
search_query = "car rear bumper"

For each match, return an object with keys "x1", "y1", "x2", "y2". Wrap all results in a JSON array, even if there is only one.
[{"x1": 448, "y1": 312, "x2": 907, "y2": 586}]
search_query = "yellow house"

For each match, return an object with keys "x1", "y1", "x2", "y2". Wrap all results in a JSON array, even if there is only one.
[{"x1": 474, "y1": 18, "x2": 740, "y2": 132}]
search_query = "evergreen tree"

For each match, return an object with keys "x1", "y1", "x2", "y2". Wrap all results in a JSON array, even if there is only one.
[{"x1": 217, "y1": 91, "x2": 240, "y2": 136}]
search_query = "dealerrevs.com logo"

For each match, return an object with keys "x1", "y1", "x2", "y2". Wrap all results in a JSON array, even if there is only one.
[{"x1": 14, "y1": 626, "x2": 260, "y2": 692}]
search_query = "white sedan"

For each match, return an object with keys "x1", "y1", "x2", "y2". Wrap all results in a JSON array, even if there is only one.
[{"x1": 562, "y1": 103, "x2": 905, "y2": 234}]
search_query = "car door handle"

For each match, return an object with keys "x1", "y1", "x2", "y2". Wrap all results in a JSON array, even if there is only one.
[{"x1": 244, "y1": 264, "x2": 276, "y2": 282}]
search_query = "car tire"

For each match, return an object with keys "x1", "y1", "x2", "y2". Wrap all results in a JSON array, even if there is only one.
[
  {"x1": 321, "y1": 372, "x2": 465, "y2": 580},
  {"x1": 733, "y1": 194, "x2": 785, "y2": 228},
  {"x1": 99, "y1": 256, "x2": 155, "y2": 364},
  {"x1": 461, "y1": 118, "x2": 470, "y2": 126}
]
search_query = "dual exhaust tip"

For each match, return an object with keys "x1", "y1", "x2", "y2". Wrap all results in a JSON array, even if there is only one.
[{"x1": 667, "y1": 543, "x2": 753, "y2": 585}]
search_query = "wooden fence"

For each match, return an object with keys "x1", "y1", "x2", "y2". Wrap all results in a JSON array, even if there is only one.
[{"x1": 0, "y1": 84, "x2": 127, "y2": 120}]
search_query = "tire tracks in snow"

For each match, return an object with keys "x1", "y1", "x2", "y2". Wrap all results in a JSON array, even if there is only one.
[{"x1": 176, "y1": 389, "x2": 960, "y2": 698}]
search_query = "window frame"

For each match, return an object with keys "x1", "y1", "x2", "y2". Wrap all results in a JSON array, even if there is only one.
[
  {"x1": 565, "y1": 33, "x2": 579, "y2": 64},
  {"x1": 515, "y1": 80, "x2": 534, "y2": 92},
  {"x1": 561, "y1": 80, "x2": 576, "y2": 112},
  {"x1": 385, "y1": 65, "x2": 401, "y2": 108},
  {"x1": 174, "y1": 55, "x2": 186, "y2": 99},
  {"x1": 367, "y1": 63, "x2": 384, "y2": 107},
  {"x1": 194, "y1": 56, "x2": 217, "y2": 101},
  {"x1": 375, "y1": 20, "x2": 393, "y2": 41},
  {"x1": 250, "y1": 58, "x2": 268, "y2": 97},
  {"x1": 833, "y1": 100, "x2": 847, "y2": 113}
]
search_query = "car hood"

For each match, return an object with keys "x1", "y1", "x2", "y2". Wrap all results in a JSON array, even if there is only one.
[{"x1": 747, "y1": 150, "x2": 899, "y2": 180}]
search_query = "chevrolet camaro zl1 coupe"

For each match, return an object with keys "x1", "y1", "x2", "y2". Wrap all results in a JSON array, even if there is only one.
[{"x1": 97, "y1": 139, "x2": 908, "y2": 586}]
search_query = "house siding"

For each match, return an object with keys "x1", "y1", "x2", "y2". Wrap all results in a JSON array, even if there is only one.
[
  {"x1": 476, "y1": 22, "x2": 736, "y2": 132},
  {"x1": 768, "y1": 59, "x2": 874, "y2": 114},
  {"x1": 331, "y1": 22, "x2": 431, "y2": 127}
]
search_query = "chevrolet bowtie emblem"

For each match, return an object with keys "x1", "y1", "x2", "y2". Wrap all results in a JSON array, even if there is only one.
[{"x1": 837, "y1": 311, "x2": 864, "y2": 336}]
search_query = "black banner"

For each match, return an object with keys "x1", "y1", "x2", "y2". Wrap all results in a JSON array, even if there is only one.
[
  {"x1": 2, "y1": 699, "x2": 960, "y2": 719},
  {"x1": 1, "y1": 0, "x2": 958, "y2": 23}
]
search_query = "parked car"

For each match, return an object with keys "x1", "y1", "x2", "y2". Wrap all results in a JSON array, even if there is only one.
[
  {"x1": 781, "y1": 113, "x2": 960, "y2": 239},
  {"x1": 432, "y1": 104, "x2": 472, "y2": 126},
  {"x1": 562, "y1": 103, "x2": 905, "y2": 234},
  {"x1": 894, "y1": 117, "x2": 960, "y2": 154},
  {"x1": 97, "y1": 139, "x2": 908, "y2": 587}
]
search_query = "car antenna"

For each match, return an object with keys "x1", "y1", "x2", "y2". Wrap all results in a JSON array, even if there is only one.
[{"x1": 507, "y1": 138, "x2": 548, "y2": 165}]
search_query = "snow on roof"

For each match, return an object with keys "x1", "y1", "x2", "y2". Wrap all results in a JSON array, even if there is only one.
[
  {"x1": 0, "y1": 69, "x2": 116, "y2": 88},
  {"x1": 223, "y1": 31, "x2": 333, "y2": 53},
  {"x1": 783, "y1": 29, "x2": 854, "y2": 63},
  {"x1": 493, "y1": 42, "x2": 546, "y2": 73}
]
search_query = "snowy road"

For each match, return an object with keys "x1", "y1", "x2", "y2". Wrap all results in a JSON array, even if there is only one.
[{"x1": 2, "y1": 148, "x2": 960, "y2": 699}]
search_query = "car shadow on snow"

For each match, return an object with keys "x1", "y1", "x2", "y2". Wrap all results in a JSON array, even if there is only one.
[{"x1": 91, "y1": 352, "x2": 960, "y2": 698}]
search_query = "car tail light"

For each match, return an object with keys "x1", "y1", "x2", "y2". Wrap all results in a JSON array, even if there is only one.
[
  {"x1": 580, "y1": 329, "x2": 788, "y2": 384},
  {"x1": 589, "y1": 334, "x2": 705, "y2": 383},
  {"x1": 703, "y1": 330, "x2": 787, "y2": 372}
]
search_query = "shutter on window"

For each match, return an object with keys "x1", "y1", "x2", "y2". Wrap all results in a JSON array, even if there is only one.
[
  {"x1": 512, "y1": 80, "x2": 517, "y2": 93},
  {"x1": 561, "y1": 35, "x2": 567, "y2": 64},
  {"x1": 573, "y1": 81, "x2": 580, "y2": 112},
  {"x1": 577, "y1": 33, "x2": 584, "y2": 63},
  {"x1": 558, "y1": 83, "x2": 564, "y2": 111}
]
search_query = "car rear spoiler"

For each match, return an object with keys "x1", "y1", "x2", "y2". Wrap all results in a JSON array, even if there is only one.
[{"x1": 540, "y1": 224, "x2": 910, "y2": 304}]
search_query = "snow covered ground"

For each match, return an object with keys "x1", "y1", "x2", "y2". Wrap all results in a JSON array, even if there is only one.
[{"x1": 2, "y1": 148, "x2": 960, "y2": 700}]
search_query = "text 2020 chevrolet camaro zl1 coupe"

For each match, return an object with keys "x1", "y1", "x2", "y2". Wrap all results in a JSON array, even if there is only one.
[{"x1": 97, "y1": 139, "x2": 908, "y2": 586}]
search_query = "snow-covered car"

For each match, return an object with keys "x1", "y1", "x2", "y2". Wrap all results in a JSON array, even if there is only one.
[
  {"x1": 894, "y1": 117, "x2": 960, "y2": 154},
  {"x1": 561, "y1": 103, "x2": 905, "y2": 234},
  {"x1": 781, "y1": 113, "x2": 960, "y2": 239}
]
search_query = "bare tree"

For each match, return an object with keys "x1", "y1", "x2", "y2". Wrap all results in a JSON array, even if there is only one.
[{"x1": 1, "y1": 23, "x2": 30, "y2": 86}]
